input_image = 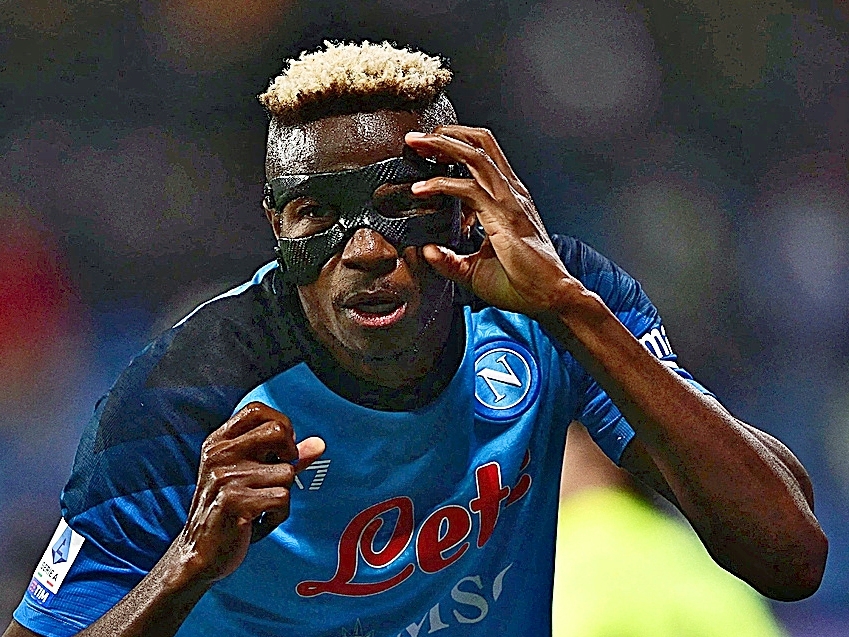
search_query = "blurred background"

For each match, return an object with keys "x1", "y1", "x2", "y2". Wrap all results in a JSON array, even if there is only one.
[{"x1": 0, "y1": 0, "x2": 847, "y2": 633}]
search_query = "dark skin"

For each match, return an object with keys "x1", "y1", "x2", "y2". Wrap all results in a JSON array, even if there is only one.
[
  {"x1": 405, "y1": 124, "x2": 826, "y2": 600},
  {"x1": 4, "y1": 109, "x2": 827, "y2": 637}
]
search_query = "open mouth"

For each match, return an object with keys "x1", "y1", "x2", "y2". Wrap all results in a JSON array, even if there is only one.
[{"x1": 340, "y1": 291, "x2": 408, "y2": 328}]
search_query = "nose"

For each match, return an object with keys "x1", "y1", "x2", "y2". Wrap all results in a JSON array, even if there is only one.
[{"x1": 340, "y1": 227, "x2": 399, "y2": 275}]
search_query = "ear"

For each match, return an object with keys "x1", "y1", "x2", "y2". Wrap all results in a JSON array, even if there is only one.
[{"x1": 263, "y1": 198, "x2": 283, "y2": 239}]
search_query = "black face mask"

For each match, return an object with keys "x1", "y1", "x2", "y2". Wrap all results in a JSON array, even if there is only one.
[{"x1": 265, "y1": 152, "x2": 466, "y2": 286}]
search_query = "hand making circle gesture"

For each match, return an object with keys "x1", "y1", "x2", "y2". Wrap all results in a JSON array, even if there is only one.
[{"x1": 405, "y1": 126, "x2": 576, "y2": 319}]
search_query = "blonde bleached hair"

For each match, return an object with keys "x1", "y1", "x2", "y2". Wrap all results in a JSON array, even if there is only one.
[{"x1": 259, "y1": 41, "x2": 453, "y2": 124}]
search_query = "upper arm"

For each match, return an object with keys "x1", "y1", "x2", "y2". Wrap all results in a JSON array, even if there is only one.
[
  {"x1": 556, "y1": 235, "x2": 712, "y2": 464},
  {"x1": 618, "y1": 395, "x2": 815, "y2": 511}
]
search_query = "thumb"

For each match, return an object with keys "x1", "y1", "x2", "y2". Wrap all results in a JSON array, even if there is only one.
[
  {"x1": 422, "y1": 244, "x2": 472, "y2": 286},
  {"x1": 295, "y1": 436, "x2": 326, "y2": 472}
]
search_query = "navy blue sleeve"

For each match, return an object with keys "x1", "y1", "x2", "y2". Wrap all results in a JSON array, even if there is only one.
[
  {"x1": 552, "y1": 235, "x2": 712, "y2": 464},
  {"x1": 14, "y1": 264, "x2": 305, "y2": 635}
]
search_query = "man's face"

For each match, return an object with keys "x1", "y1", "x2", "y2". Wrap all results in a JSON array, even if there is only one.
[{"x1": 265, "y1": 108, "x2": 458, "y2": 378}]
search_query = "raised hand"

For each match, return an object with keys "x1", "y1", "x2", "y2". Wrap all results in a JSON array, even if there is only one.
[
  {"x1": 405, "y1": 126, "x2": 576, "y2": 318},
  {"x1": 169, "y1": 402, "x2": 325, "y2": 584}
]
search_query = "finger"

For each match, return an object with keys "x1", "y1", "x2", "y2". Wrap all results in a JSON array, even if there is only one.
[
  {"x1": 214, "y1": 461, "x2": 298, "y2": 489},
  {"x1": 243, "y1": 419, "x2": 299, "y2": 463},
  {"x1": 223, "y1": 486, "x2": 292, "y2": 526},
  {"x1": 249, "y1": 438, "x2": 324, "y2": 543},
  {"x1": 250, "y1": 508, "x2": 291, "y2": 543},
  {"x1": 405, "y1": 132, "x2": 511, "y2": 200},
  {"x1": 206, "y1": 418, "x2": 298, "y2": 465},
  {"x1": 210, "y1": 402, "x2": 289, "y2": 442},
  {"x1": 422, "y1": 244, "x2": 475, "y2": 289},
  {"x1": 294, "y1": 436, "x2": 326, "y2": 473},
  {"x1": 433, "y1": 125, "x2": 529, "y2": 197},
  {"x1": 410, "y1": 176, "x2": 493, "y2": 212},
  {"x1": 411, "y1": 176, "x2": 526, "y2": 236}
]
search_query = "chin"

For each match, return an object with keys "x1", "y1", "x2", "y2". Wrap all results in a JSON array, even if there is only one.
[{"x1": 341, "y1": 322, "x2": 422, "y2": 360}]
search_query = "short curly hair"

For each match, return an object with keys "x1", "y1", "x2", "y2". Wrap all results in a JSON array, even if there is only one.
[{"x1": 258, "y1": 41, "x2": 453, "y2": 125}]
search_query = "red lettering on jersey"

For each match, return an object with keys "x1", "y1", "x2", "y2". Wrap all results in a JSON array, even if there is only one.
[
  {"x1": 506, "y1": 450, "x2": 532, "y2": 506},
  {"x1": 297, "y1": 452, "x2": 535, "y2": 597},
  {"x1": 469, "y1": 462, "x2": 510, "y2": 548},
  {"x1": 416, "y1": 505, "x2": 472, "y2": 574},
  {"x1": 296, "y1": 496, "x2": 415, "y2": 597}
]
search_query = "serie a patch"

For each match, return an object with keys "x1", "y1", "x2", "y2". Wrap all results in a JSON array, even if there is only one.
[{"x1": 26, "y1": 519, "x2": 85, "y2": 606}]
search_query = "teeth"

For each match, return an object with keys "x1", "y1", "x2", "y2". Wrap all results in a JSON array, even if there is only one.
[{"x1": 358, "y1": 302, "x2": 398, "y2": 313}]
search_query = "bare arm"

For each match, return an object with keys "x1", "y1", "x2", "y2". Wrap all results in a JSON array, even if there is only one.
[
  {"x1": 4, "y1": 403, "x2": 325, "y2": 637},
  {"x1": 406, "y1": 125, "x2": 827, "y2": 601},
  {"x1": 550, "y1": 301, "x2": 825, "y2": 600}
]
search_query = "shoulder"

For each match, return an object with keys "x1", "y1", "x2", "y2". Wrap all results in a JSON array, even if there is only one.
[
  {"x1": 551, "y1": 234, "x2": 657, "y2": 326},
  {"x1": 146, "y1": 262, "x2": 303, "y2": 393},
  {"x1": 62, "y1": 263, "x2": 305, "y2": 528},
  {"x1": 103, "y1": 262, "x2": 302, "y2": 428}
]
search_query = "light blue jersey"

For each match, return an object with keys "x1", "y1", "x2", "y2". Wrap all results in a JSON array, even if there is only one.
[{"x1": 15, "y1": 236, "x2": 709, "y2": 637}]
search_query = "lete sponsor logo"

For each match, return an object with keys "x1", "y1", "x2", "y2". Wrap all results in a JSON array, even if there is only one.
[{"x1": 297, "y1": 452, "x2": 532, "y2": 598}]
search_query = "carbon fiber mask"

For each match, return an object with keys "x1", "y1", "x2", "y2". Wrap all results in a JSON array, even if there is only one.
[{"x1": 265, "y1": 152, "x2": 465, "y2": 286}]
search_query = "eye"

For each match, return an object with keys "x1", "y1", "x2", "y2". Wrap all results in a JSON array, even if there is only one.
[
  {"x1": 373, "y1": 188, "x2": 451, "y2": 218},
  {"x1": 292, "y1": 198, "x2": 335, "y2": 219},
  {"x1": 279, "y1": 197, "x2": 337, "y2": 236}
]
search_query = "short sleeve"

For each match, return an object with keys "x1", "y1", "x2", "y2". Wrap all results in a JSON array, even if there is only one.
[
  {"x1": 552, "y1": 235, "x2": 713, "y2": 464},
  {"x1": 13, "y1": 331, "x2": 244, "y2": 634},
  {"x1": 13, "y1": 264, "x2": 301, "y2": 636},
  {"x1": 13, "y1": 342, "x2": 208, "y2": 634}
]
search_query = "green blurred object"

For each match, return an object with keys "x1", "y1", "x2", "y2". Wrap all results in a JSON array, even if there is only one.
[{"x1": 553, "y1": 488, "x2": 786, "y2": 637}]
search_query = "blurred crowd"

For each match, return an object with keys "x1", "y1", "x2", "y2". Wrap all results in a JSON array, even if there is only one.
[{"x1": 1, "y1": 0, "x2": 847, "y2": 634}]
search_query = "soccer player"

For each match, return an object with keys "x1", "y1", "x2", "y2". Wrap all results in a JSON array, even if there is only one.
[{"x1": 5, "y1": 42, "x2": 826, "y2": 637}]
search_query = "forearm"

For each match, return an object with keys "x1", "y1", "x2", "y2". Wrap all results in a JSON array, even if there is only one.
[
  {"x1": 75, "y1": 548, "x2": 211, "y2": 637},
  {"x1": 542, "y1": 280, "x2": 827, "y2": 600}
]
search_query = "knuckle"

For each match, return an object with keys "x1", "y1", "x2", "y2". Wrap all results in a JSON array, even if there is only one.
[
  {"x1": 274, "y1": 488, "x2": 291, "y2": 508},
  {"x1": 242, "y1": 401, "x2": 265, "y2": 417},
  {"x1": 200, "y1": 442, "x2": 225, "y2": 468},
  {"x1": 214, "y1": 489, "x2": 233, "y2": 510},
  {"x1": 270, "y1": 419, "x2": 292, "y2": 440},
  {"x1": 269, "y1": 420, "x2": 284, "y2": 437},
  {"x1": 208, "y1": 466, "x2": 234, "y2": 489},
  {"x1": 207, "y1": 467, "x2": 224, "y2": 485},
  {"x1": 278, "y1": 463, "x2": 296, "y2": 485}
]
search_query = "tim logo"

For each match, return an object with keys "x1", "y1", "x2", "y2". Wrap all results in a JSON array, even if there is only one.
[{"x1": 474, "y1": 341, "x2": 539, "y2": 420}]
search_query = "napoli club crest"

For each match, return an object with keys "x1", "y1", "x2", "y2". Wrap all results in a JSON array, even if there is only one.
[{"x1": 474, "y1": 340, "x2": 539, "y2": 420}]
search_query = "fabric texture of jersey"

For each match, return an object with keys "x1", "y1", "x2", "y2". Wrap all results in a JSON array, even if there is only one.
[{"x1": 14, "y1": 236, "x2": 710, "y2": 637}]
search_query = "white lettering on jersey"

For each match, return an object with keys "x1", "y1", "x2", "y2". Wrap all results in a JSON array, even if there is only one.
[
  {"x1": 397, "y1": 564, "x2": 514, "y2": 636},
  {"x1": 639, "y1": 326, "x2": 679, "y2": 367},
  {"x1": 294, "y1": 459, "x2": 332, "y2": 491}
]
